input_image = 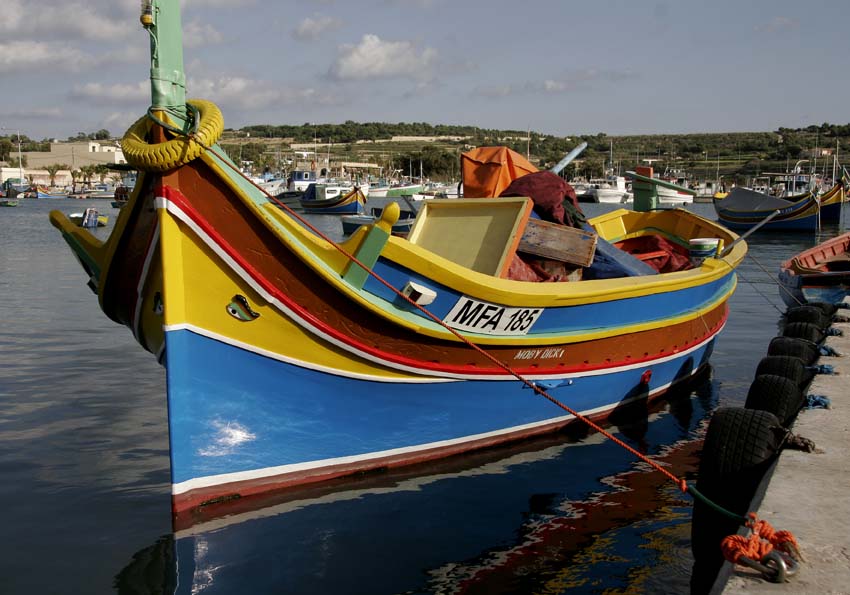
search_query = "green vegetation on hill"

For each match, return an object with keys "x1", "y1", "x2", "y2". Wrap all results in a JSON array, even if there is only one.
[
  {"x1": 7, "y1": 122, "x2": 848, "y2": 185},
  {"x1": 219, "y1": 121, "x2": 850, "y2": 183}
]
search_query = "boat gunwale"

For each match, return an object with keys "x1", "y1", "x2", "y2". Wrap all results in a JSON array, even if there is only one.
[
  {"x1": 204, "y1": 151, "x2": 746, "y2": 307},
  {"x1": 157, "y1": 189, "x2": 735, "y2": 348}
]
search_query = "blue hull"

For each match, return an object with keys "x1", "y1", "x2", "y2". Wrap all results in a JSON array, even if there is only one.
[
  {"x1": 301, "y1": 201, "x2": 364, "y2": 214},
  {"x1": 820, "y1": 202, "x2": 843, "y2": 222},
  {"x1": 716, "y1": 213, "x2": 818, "y2": 232},
  {"x1": 165, "y1": 327, "x2": 716, "y2": 496},
  {"x1": 366, "y1": 257, "x2": 736, "y2": 335},
  {"x1": 778, "y1": 268, "x2": 850, "y2": 308}
]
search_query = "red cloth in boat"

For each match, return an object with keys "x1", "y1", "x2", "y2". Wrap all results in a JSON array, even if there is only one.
[
  {"x1": 507, "y1": 254, "x2": 580, "y2": 282},
  {"x1": 499, "y1": 171, "x2": 581, "y2": 227},
  {"x1": 614, "y1": 235, "x2": 693, "y2": 273}
]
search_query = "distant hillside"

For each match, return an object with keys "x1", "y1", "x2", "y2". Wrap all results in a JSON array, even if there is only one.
[
  {"x1": 221, "y1": 121, "x2": 850, "y2": 183},
  {"x1": 12, "y1": 121, "x2": 841, "y2": 184}
]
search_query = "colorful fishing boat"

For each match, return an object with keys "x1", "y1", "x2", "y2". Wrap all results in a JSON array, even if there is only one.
[
  {"x1": 369, "y1": 181, "x2": 423, "y2": 198},
  {"x1": 0, "y1": 198, "x2": 19, "y2": 207},
  {"x1": 49, "y1": 0, "x2": 747, "y2": 527},
  {"x1": 816, "y1": 182, "x2": 846, "y2": 222},
  {"x1": 341, "y1": 206, "x2": 416, "y2": 236},
  {"x1": 111, "y1": 185, "x2": 130, "y2": 209},
  {"x1": 778, "y1": 231, "x2": 850, "y2": 307},
  {"x1": 712, "y1": 187, "x2": 821, "y2": 231},
  {"x1": 34, "y1": 186, "x2": 69, "y2": 199},
  {"x1": 298, "y1": 183, "x2": 366, "y2": 214},
  {"x1": 68, "y1": 208, "x2": 109, "y2": 228}
]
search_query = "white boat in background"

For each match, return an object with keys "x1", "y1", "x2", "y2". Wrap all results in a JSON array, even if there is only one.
[
  {"x1": 655, "y1": 169, "x2": 694, "y2": 205},
  {"x1": 657, "y1": 185, "x2": 694, "y2": 205},
  {"x1": 694, "y1": 180, "x2": 722, "y2": 199},
  {"x1": 418, "y1": 181, "x2": 461, "y2": 199},
  {"x1": 588, "y1": 175, "x2": 630, "y2": 203},
  {"x1": 258, "y1": 177, "x2": 288, "y2": 195},
  {"x1": 287, "y1": 170, "x2": 318, "y2": 193},
  {"x1": 367, "y1": 181, "x2": 389, "y2": 197},
  {"x1": 87, "y1": 183, "x2": 117, "y2": 199},
  {"x1": 569, "y1": 178, "x2": 592, "y2": 198}
]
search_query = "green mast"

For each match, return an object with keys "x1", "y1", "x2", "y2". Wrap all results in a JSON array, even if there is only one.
[{"x1": 140, "y1": 0, "x2": 188, "y2": 125}]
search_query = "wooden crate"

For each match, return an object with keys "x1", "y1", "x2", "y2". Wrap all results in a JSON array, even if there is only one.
[
  {"x1": 407, "y1": 197, "x2": 532, "y2": 277},
  {"x1": 518, "y1": 218, "x2": 597, "y2": 267}
]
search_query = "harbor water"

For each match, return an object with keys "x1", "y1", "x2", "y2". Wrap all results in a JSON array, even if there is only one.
[{"x1": 1, "y1": 198, "x2": 845, "y2": 594}]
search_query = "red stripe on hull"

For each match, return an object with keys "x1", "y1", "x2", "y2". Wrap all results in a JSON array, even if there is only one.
[
  {"x1": 102, "y1": 176, "x2": 160, "y2": 329},
  {"x1": 157, "y1": 176, "x2": 728, "y2": 378}
]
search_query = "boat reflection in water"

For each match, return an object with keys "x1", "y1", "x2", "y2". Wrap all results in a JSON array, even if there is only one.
[{"x1": 115, "y1": 369, "x2": 715, "y2": 595}]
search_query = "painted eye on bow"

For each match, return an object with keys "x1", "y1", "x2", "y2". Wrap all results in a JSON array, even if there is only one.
[
  {"x1": 153, "y1": 292, "x2": 163, "y2": 315},
  {"x1": 226, "y1": 295, "x2": 260, "y2": 321}
]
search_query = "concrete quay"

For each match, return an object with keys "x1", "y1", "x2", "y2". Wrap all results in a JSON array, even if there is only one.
[{"x1": 717, "y1": 303, "x2": 850, "y2": 594}]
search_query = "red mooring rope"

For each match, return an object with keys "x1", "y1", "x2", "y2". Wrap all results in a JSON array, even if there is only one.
[{"x1": 205, "y1": 145, "x2": 689, "y2": 492}]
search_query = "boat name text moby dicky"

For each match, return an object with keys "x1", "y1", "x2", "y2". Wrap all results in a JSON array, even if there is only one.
[{"x1": 514, "y1": 348, "x2": 566, "y2": 360}]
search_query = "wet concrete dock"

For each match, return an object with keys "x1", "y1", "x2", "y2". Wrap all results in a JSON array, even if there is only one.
[{"x1": 717, "y1": 301, "x2": 850, "y2": 593}]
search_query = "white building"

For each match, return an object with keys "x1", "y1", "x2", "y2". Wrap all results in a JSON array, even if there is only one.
[{"x1": 1, "y1": 141, "x2": 127, "y2": 187}]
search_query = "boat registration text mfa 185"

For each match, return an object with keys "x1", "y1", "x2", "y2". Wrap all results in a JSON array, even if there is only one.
[{"x1": 443, "y1": 297, "x2": 543, "y2": 335}]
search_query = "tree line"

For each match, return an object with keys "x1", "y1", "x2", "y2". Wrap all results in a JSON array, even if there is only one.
[
  {"x1": 237, "y1": 120, "x2": 523, "y2": 144},
  {"x1": 6, "y1": 121, "x2": 850, "y2": 184}
]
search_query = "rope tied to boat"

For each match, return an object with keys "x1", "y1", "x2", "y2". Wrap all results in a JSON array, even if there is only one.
[
  {"x1": 121, "y1": 100, "x2": 222, "y2": 172},
  {"x1": 189, "y1": 143, "x2": 699, "y2": 494},
  {"x1": 148, "y1": 116, "x2": 799, "y2": 570},
  {"x1": 720, "y1": 513, "x2": 802, "y2": 582},
  {"x1": 808, "y1": 363, "x2": 835, "y2": 375},
  {"x1": 806, "y1": 394, "x2": 832, "y2": 409}
]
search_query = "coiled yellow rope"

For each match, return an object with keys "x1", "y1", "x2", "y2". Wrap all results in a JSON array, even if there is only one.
[{"x1": 121, "y1": 99, "x2": 224, "y2": 172}]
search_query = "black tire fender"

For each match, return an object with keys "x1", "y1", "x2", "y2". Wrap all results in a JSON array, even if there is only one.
[
  {"x1": 754, "y1": 355, "x2": 808, "y2": 387},
  {"x1": 767, "y1": 336, "x2": 820, "y2": 365},
  {"x1": 785, "y1": 305, "x2": 830, "y2": 328},
  {"x1": 692, "y1": 407, "x2": 784, "y2": 564},
  {"x1": 806, "y1": 301, "x2": 838, "y2": 317},
  {"x1": 782, "y1": 321, "x2": 825, "y2": 344},
  {"x1": 745, "y1": 373, "x2": 805, "y2": 427}
]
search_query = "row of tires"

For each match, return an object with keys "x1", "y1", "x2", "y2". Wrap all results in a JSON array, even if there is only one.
[{"x1": 689, "y1": 302, "x2": 838, "y2": 591}]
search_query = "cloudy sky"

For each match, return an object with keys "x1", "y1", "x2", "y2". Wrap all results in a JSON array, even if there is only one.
[{"x1": 2, "y1": 0, "x2": 849, "y2": 140}]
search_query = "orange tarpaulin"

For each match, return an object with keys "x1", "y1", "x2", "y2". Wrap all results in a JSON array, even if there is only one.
[{"x1": 461, "y1": 147, "x2": 538, "y2": 198}]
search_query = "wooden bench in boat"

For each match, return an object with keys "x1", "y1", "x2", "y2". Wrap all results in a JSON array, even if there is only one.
[{"x1": 517, "y1": 218, "x2": 597, "y2": 267}]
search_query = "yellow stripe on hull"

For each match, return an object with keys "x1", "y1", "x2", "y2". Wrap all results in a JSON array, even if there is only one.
[
  {"x1": 157, "y1": 205, "x2": 425, "y2": 380},
  {"x1": 201, "y1": 148, "x2": 743, "y2": 313},
  {"x1": 156, "y1": 195, "x2": 736, "y2": 382}
]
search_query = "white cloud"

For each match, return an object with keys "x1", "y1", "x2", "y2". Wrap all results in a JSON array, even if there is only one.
[
  {"x1": 0, "y1": 1, "x2": 132, "y2": 42},
  {"x1": 292, "y1": 14, "x2": 343, "y2": 41},
  {"x1": 0, "y1": 107, "x2": 64, "y2": 120},
  {"x1": 69, "y1": 81, "x2": 150, "y2": 105},
  {"x1": 190, "y1": 76, "x2": 282, "y2": 110},
  {"x1": 183, "y1": 0, "x2": 256, "y2": 7},
  {"x1": 0, "y1": 41, "x2": 91, "y2": 73},
  {"x1": 328, "y1": 34, "x2": 437, "y2": 81},
  {"x1": 384, "y1": 0, "x2": 443, "y2": 7},
  {"x1": 471, "y1": 84, "x2": 516, "y2": 98},
  {"x1": 471, "y1": 69, "x2": 637, "y2": 99},
  {"x1": 531, "y1": 69, "x2": 637, "y2": 94},
  {"x1": 755, "y1": 16, "x2": 798, "y2": 33},
  {"x1": 184, "y1": 20, "x2": 225, "y2": 48},
  {"x1": 542, "y1": 79, "x2": 568, "y2": 93},
  {"x1": 92, "y1": 45, "x2": 149, "y2": 68},
  {"x1": 0, "y1": 1, "x2": 26, "y2": 31},
  {"x1": 187, "y1": 76, "x2": 345, "y2": 111},
  {"x1": 103, "y1": 111, "x2": 143, "y2": 134}
]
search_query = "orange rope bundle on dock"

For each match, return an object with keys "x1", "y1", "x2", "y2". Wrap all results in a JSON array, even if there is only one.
[{"x1": 721, "y1": 513, "x2": 801, "y2": 582}]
